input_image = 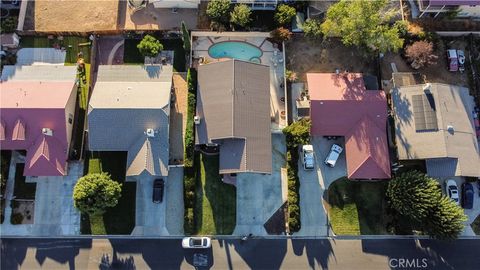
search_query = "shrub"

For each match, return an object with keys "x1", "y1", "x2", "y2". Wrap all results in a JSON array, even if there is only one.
[
  {"x1": 274, "y1": 4, "x2": 296, "y2": 26},
  {"x1": 0, "y1": 17, "x2": 17, "y2": 33},
  {"x1": 303, "y1": 18, "x2": 323, "y2": 39},
  {"x1": 11, "y1": 213, "x2": 23, "y2": 225},
  {"x1": 206, "y1": 0, "x2": 231, "y2": 23},
  {"x1": 285, "y1": 69, "x2": 298, "y2": 82},
  {"x1": 270, "y1": 27, "x2": 292, "y2": 43},
  {"x1": 137, "y1": 35, "x2": 163, "y2": 58},
  {"x1": 405, "y1": 41, "x2": 438, "y2": 69},
  {"x1": 230, "y1": 4, "x2": 252, "y2": 29},
  {"x1": 73, "y1": 173, "x2": 122, "y2": 216},
  {"x1": 181, "y1": 21, "x2": 191, "y2": 53}
]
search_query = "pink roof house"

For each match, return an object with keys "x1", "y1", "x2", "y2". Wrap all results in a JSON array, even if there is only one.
[
  {"x1": 0, "y1": 81, "x2": 77, "y2": 176},
  {"x1": 308, "y1": 73, "x2": 391, "y2": 179}
]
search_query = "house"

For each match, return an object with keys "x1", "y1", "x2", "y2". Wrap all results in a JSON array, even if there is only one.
[
  {"x1": 87, "y1": 64, "x2": 173, "y2": 178},
  {"x1": 416, "y1": 0, "x2": 480, "y2": 18},
  {"x1": 308, "y1": 73, "x2": 391, "y2": 179},
  {"x1": 0, "y1": 33, "x2": 20, "y2": 50},
  {"x1": 392, "y1": 82, "x2": 480, "y2": 178},
  {"x1": 232, "y1": 0, "x2": 278, "y2": 10},
  {"x1": 196, "y1": 59, "x2": 272, "y2": 175},
  {"x1": 149, "y1": 0, "x2": 200, "y2": 8},
  {"x1": 0, "y1": 65, "x2": 78, "y2": 176}
]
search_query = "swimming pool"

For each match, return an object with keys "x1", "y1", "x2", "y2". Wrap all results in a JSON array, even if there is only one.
[{"x1": 208, "y1": 41, "x2": 262, "y2": 63}]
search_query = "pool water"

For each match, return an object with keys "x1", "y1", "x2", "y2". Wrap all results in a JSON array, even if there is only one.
[{"x1": 208, "y1": 41, "x2": 262, "y2": 63}]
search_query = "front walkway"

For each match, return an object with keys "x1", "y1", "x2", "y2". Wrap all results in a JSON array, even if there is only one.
[
  {"x1": 1, "y1": 152, "x2": 82, "y2": 236},
  {"x1": 234, "y1": 134, "x2": 288, "y2": 236}
]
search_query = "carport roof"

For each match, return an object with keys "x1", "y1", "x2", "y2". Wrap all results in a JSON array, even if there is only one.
[{"x1": 308, "y1": 73, "x2": 391, "y2": 179}]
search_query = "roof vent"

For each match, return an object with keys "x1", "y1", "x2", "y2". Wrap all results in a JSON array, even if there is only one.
[
  {"x1": 145, "y1": 128, "x2": 155, "y2": 137},
  {"x1": 447, "y1": 125, "x2": 454, "y2": 133},
  {"x1": 423, "y1": 83, "x2": 431, "y2": 92},
  {"x1": 42, "y1": 128, "x2": 53, "y2": 136},
  {"x1": 127, "y1": 87, "x2": 132, "y2": 90},
  {"x1": 194, "y1": 116, "x2": 201, "y2": 125}
]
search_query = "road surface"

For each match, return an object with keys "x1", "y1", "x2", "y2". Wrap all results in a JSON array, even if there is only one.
[{"x1": 1, "y1": 237, "x2": 479, "y2": 269}]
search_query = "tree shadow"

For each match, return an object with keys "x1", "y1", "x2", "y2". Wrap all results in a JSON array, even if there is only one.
[
  {"x1": 291, "y1": 239, "x2": 336, "y2": 269},
  {"x1": 230, "y1": 239, "x2": 288, "y2": 270}
]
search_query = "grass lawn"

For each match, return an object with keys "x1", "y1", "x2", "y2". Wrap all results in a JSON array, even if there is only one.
[
  {"x1": 20, "y1": 36, "x2": 91, "y2": 64},
  {"x1": 472, "y1": 215, "x2": 480, "y2": 235},
  {"x1": 13, "y1": 164, "x2": 36, "y2": 200},
  {"x1": 327, "y1": 177, "x2": 388, "y2": 235},
  {"x1": 194, "y1": 153, "x2": 236, "y2": 235},
  {"x1": 81, "y1": 151, "x2": 136, "y2": 235},
  {"x1": 123, "y1": 38, "x2": 186, "y2": 71}
]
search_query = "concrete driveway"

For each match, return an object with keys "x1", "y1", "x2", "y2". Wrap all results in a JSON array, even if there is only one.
[
  {"x1": 296, "y1": 136, "x2": 347, "y2": 236},
  {"x1": 131, "y1": 174, "x2": 168, "y2": 236},
  {"x1": 234, "y1": 134, "x2": 288, "y2": 236}
]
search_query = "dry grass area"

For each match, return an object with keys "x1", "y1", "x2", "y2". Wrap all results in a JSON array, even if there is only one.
[
  {"x1": 285, "y1": 36, "x2": 378, "y2": 82},
  {"x1": 381, "y1": 38, "x2": 469, "y2": 87},
  {"x1": 169, "y1": 73, "x2": 188, "y2": 163},
  {"x1": 31, "y1": 0, "x2": 119, "y2": 32}
]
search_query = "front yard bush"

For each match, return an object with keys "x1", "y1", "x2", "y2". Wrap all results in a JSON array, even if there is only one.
[
  {"x1": 183, "y1": 68, "x2": 198, "y2": 235},
  {"x1": 282, "y1": 119, "x2": 311, "y2": 233}
]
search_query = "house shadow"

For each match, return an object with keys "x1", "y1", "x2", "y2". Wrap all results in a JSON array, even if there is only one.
[
  {"x1": 292, "y1": 238, "x2": 335, "y2": 269},
  {"x1": 1, "y1": 238, "x2": 92, "y2": 270},
  {"x1": 221, "y1": 239, "x2": 288, "y2": 270}
]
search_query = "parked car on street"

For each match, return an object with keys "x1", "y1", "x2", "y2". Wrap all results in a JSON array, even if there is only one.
[
  {"x1": 445, "y1": 179, "x2": 460, "y2": 205},
  {"x1": 462, "y1": 182, "x2": 474, "y2": 209},
  {"x1": 457, "y1": 50, "x2": 465, "y2": 72},
  {"x1": 301, "y1": 144, "x2": 315, "y2": 170},
  {"x1": 324, "y1": 144, "x2": 343, "y2": 167},
  {"x1": 447, "y1": 49, "x2": 458, "y2": 72},
  {"x1": 152, "y1": 178, "x2": 164, "y2": 203},
  {"x1": 182, "y1": 237, "x2": 211, "y2": 249}
]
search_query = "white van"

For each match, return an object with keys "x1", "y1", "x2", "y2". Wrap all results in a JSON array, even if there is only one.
[{"x1": 324, "y1": 144, "x2": 343, "y2": 167}]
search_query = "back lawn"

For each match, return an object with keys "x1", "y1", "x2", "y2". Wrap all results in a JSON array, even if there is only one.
[
  {"x1": 20, "y1": 36, "x2": 91, "y2": 64},
  {"x1": 13, "y1": 163, "x2": 36, "y2": 200},
  {"x1": 81, "y1": 151, "x2": 136, "y2": 235},
  {"x1": 327, "y1": 177, "x2": 388, "y2": 235},
  {"x1": 195, "y1": 153, "x2": 236, "y2": 235},
  {"x1": 123, "y1": 38, "x2": 186, "y2": 71}
]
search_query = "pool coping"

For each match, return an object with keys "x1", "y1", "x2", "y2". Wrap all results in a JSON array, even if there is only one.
[{"x1": 206, "y1": 40, "x2": 264, "y2": 63}]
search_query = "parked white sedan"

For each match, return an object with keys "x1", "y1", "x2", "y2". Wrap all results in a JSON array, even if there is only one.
[
  {"x1": 182, "y1": 237, "x2": 211, "y2": 249},
  {"x1": 445, "y1": 179, "x2": 460, "y2": 205}
]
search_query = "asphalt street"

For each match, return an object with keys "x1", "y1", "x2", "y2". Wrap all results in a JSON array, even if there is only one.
[{"x1": 1, "y1": 237, "x2": 479, "y2": 270}]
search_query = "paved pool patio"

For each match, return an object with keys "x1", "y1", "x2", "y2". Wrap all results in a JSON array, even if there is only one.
[{"x1": 191, "y1": 32, "x2": 288, "y2": 131}]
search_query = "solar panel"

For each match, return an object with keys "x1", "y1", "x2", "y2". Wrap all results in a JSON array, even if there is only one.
[{"x1": 412, "y1": 94, "x2": 438, "y2": 132}]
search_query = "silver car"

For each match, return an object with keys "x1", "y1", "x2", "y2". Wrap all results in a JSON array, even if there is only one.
[{"x1": 445, "y1": 179, "x2": 460, "y2": 205}]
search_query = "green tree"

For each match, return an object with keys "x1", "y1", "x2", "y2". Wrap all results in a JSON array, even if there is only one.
[
  {"x1": 230, "y1": 4, "x2": 252, "y2": 29},
  {"x1": 206, "y1": 0, "x2": 231, "y2": 23},
  {"x1": 73, "y1": 173, "x2": 122, "y2": 216},
  {"x1": 282, "y1": 118, "x2": 311, "y2": 148},
  {"x1": 303, "y1": 18, "x2": 323, "y2": 39},
  {"x1": 0, "y1": 17, "x2": 17, "y2": 33},
  {"x1": 137, "y1": 35, "x2": 164, "y2": 58},
  {"x1": 387, "y1": 171, "x2": 440, "y2": 221},
  {"x1": 270, "y1": 27, "x2": 292, "y2": 43},
  {"x1": 274, "y1": 4, "x2": 296, "y2": 26},
  {"x1": 321, "y1": 0, "x2": 403, "y2": 54},
  {"x1": 387, "y1": 171, "x2": 467, "y2": 239},
  {"x1": 181, "y1": 21, "x2": 191, "y2": 53},
  {"x1": 424, "y1": 196, "x2": 467, "y2": 240}
]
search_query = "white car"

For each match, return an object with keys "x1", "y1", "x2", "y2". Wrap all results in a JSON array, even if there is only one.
[
  {"x1": 302, "y1": 145, "x2": 315, "y2": 170},
  {"x1": 445, "y1": 179, "x2": 460, "y2": 205},
  {"x1": 182, "y1": 237, "x2": 211, "y2": 249},
  {"x1": 324, "y1": 144, "x2": 343, "y2": 167}
]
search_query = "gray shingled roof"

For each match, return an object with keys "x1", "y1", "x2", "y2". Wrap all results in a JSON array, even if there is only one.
[
  {"x1": 196, "y1": 59, "x2": 272, "y2": 174},
  {"x1": 88, "y1": 64, "x2": 172, "y2": 177},
  {"x1": 392, "y1": 83, "x2": 480, "y2": 177}
]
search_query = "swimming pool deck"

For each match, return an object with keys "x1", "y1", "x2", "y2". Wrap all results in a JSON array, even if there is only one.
[{"x1": 191, "y1": 33, "x2": 287, "y2": 130}]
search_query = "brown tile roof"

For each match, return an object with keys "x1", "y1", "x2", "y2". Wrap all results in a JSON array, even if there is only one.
[{"x1": 196, "y1": 59, "x2": 272, "y2": 174}]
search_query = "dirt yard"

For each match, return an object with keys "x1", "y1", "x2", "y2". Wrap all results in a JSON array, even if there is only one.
[
  {"x1": 381, "y1": 38, "x2": 469, "y2": 87},
  {"x1": 285, "y1": 36, "x2": 378, "y2": 82},
  {"x1": 169, "y1": 73, "x2": 188, "y2": 164},
  {"x1": 30, "y1": 0, "x2": 119, "y2": 32}
]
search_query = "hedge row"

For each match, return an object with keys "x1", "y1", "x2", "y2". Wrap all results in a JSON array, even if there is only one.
[
  {"x1": 286, "y1": 147, "x2": 301, "y2": 232},
  {"x1": 282, "y1": 119, "x2": 310, "y2": 233},
  {"x1": 183, "y1": 68, "x2": 197, "y2": 235}
]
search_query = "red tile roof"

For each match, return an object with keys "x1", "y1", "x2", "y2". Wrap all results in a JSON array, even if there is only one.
[{"x1": 308, "y1": 73, "x2": 391, "y2": 179}]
